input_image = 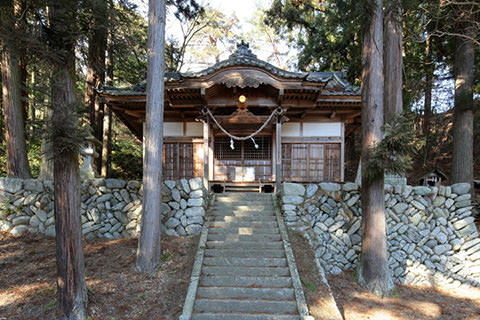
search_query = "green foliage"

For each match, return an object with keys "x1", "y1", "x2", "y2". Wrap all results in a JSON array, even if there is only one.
[
  {"x1": 264, "y1": 0, "x2": 366, "y2": 84},
  {"x1": 300, "y1": 278, "x2": 317, "y2": 291},
  {"x1": 108, "y1": 1, "x2": 148, "y2": 86},
  {"x1": 160, "y1": 249, "x2": 174, "y2": 262},
  {"x1": 110, "y1": 116, "x2": 142, "y2": 180},
  {"x1": 365, "y1": 113, "x2": 419, "y2": 182}
]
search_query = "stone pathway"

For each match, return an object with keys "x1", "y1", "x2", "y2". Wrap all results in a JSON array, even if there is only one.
[{"x1": 180, "y1": 193, "x2": 311, "y2": 320}]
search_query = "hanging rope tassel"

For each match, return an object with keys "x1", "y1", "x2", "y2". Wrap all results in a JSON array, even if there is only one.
[{"x1": 251, "y1": 137, "x2": 259, "y2": 149}]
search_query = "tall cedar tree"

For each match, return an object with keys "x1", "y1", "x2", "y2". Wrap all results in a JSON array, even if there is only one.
[
  {"x1": 451, "y1": 16, "x2": 475, "y2": 188},
  {"x1": 101, "y1": 0, "x2": 115, "y2": 177},
  {"x1": 0, "y1": 0, "x2": 32, "y2": 178},
  {"x1": 384, "y1": 0, "x2": 403, "y2": 121},
  {"x1": 358, "y1": 0, "x2": 393, "y2": 297},
  {"x1": 48, "y1": 0, "x2": 88, "y2": 317},
  {"x1": 85, "y1": 0, "x2": 108, "y2": 174},
  {"x1": 136, "y1": 0, "x2": 166, "y2": 274}
]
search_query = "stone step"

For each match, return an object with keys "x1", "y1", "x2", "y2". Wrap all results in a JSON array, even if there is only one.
[
  {"x1": 192, "y1": 314, "x2": 300, "y2": 320},
  {"x1": 216, "y1": 195, "x2": 271, "y2": 200},
  {"x1": 203, "y1": 257, "x2": 288, "y2": 267},
  {"x1": 194, "y1": 299, "x2": 298, "y2": 314},
  {"x1": 210, "y1": 211, "x2": 275, "y2": 217},
  {"x1": 210, "y1": 221, "x2": 278, "y2": 228},
  {"x1": 213, "y1": 205, "x2": 272, "y2": 210},
  {"x1": 204, "y1": 249, "x2": 285, "y2": 258},
  {"x1": 199, "y1": 276, "x2": 292, "y2": 288},
  {"x1": 202, "y1": 266, "x2": 290, "y2": 277},
  {"x1": 213, "y1": 215, "x2": 277, "y2": 222},
  {"x1": 207, "y1": 233, "x2": 282, "y2": 242},
  {"x1": 215, "y1": 198, "x2": 272, "y2": 203},
  {"x1": 205, "y1": 241, "x2": 283, "y2": 249},
  {"x1": 196, "y1": 286, "x2": 295, "y2": 300},
  {"x1": 207, "y1": 227, "x2": 279, "y2": 235}
]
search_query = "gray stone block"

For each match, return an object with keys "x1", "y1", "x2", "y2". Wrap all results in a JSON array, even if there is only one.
[
  {"x1": 319, "y1": 182, "x2": 341, "y2": 192},
  {"x1": 189, "y1": 177, "x2": 203, "y2": 191},
  {"x1": 180, "y1": 178, "x2": 191, "y2": 193},
  {"x1": 11, "y1": 225, "x2": 28, "y2": 236},
  {"x1": 105, "y1": 179, "x2": 126, "y2": 189},
  {"x1": 451, "y1": 183, "x2": 470, "y2": 195},
  {"x1": 188, "y1": 198, "x2": 204, "y2": 207},
  {"x1": 185, "y1": 207, "x2": 205, "y2": 217},
  {"x1": 24, "y1": 179, "x2": 44, "y2": 193},
  {"x1": 282, "y1": 196, "x2": 304, "y2": 205},
  {"x1": 0, "y1": 178, "x2": 23, "y2": 193},
  {"x1": 283, "y1": 182, "x2": 305, "y2": 196}
]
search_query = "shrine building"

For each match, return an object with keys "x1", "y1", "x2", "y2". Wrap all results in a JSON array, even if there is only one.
[{"x1": 98, "y1": 42, "x2": 361, "y2": 192}]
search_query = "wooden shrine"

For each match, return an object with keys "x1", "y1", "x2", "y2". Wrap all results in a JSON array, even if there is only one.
[{"x1": 98, "y1": 41, "x2": 361, "y2": 192}]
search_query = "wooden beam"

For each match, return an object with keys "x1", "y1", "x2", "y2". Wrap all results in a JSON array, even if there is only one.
[
  {"x1": 276, "y1": 118, "x2": 282, "y2": 193},
  {"x1": 203, "y1": 120, "x2": 209, "y2": 191}
]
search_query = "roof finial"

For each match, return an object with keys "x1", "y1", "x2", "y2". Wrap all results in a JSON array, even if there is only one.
[{"x1": 230, "y1": 40, "x2": 257, "y2": 59}]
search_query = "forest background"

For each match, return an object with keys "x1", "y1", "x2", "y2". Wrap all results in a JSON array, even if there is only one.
[{"x1": 0, "y1": 0, "x2": 478, "y2": 183}]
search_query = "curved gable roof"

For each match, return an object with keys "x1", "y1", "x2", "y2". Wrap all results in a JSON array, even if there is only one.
[{"x1": 100, "y1": 41, "x2": 358, "y2": 95}]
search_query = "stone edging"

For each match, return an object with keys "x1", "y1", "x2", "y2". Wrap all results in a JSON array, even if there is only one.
[
  {"x1": 179, "y1": 194, "x2": 215, "y2": 320},
  {"x1": 271, "y1": 194, "x2": 314, "y2": 320}
]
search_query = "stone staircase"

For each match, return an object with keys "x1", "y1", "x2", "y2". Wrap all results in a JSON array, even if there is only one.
[{"x1": 180, "y1": 193, "x2": 310, "y2": 320}]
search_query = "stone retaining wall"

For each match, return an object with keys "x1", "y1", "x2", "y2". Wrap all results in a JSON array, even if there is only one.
[
  {"x1": 280, "y1": 181, "x2": 480, "y2": 288},
  {"x1": 0, "y1": 177, "x2": 208, "y2": 239}
]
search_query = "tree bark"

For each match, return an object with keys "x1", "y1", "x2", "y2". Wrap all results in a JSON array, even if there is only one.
[
  {"x1": 0, "y1": 0, "x2": 32, "y2": 179},
  {"x1": 136, "y1": 0, "x2": 166, "y2": 274},
  {"x1": 85, "y1": 0, "x2": 107, "y2": 175},
  {"x1": 39, "y1": 107, "x2": 54, "y2": 181},
  {"x1": 358, "y1": 0, "x2": 392, "y2": 297},
  {"x1": 451, "y1": 24, "x2": 475, "y2": 188},
  {"x1": 101, "y1": 0, "x2": 114, "y2": 177},
  {"x1": 48, "y1": 0, "x2": 88, "y2": 318},
  {"x1": 383, "y1": 0, "x2": 403, "y2": 122},
  {"x1": 423, "y1": 32, "x2": 433, "y2": 166}
]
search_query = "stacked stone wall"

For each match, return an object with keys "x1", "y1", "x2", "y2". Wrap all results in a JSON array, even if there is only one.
[
  {"x1": 280, "y1": 181, "x2": 480, "y2": 288},
  {"x1": 0, "y1": 177, "x2": 208, "y2": 239}
]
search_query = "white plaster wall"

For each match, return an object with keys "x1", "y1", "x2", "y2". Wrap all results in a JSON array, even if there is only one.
[
  {"x1": 281, "y1": 123, "x2": 301, "y2": 137},
  {"x1": 164, "y1": 122, "x2": 183, "y2": 136},
  {"x1": 186, "y1": 122, "x2": 203, "y2": 136},
  {"x1": 303, "y1": 122, "x2": 342, "y2": 137}
]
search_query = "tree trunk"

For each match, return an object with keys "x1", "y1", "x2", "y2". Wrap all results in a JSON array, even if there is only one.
[
  {"x1": 0, "y1": 0, "x2": 32, "y2": 179},
  {"x1": 48, "y1": 0, "x2": 88, "y2": 318},
  {"x1": 423, "y1": 32, "x2": 433, "y2": 166},
  {"x1": 136, "y1": 0, "x2": 166, "y2": 275},
  {"x1": 358, "y1": 0, "x2": 392, "y2": 297},
  {"x1": 85, "y1": 0, "x2": 107, "y2": 175},
  {"x1": 39, "y1": 108, "x2": 54, "y2": 181},
  {"x1": 102, "y1": 1, "x2": 114, "y2": 177},
  {"x1": 451, "y1": 25, "x2": 475, "y2": 189},
  {"x1": 383, "y1": 0, "x2": 403, "y2": 122}
]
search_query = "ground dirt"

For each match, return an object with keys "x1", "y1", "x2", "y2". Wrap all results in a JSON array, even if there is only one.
[
  {"x1": 288, "y1": 229, "x2": 480, "y2": 320},
  {"x1": 0, "y1": 231, "x2": 199, "y2": 320},
  {"x1": 3, "y1": 229, "x2": 480, "y2": 320}
]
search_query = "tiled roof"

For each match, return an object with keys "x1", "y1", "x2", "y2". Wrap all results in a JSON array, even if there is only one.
[{"x1": 98, "y1": 41, "x2": 358, "y2": 95}]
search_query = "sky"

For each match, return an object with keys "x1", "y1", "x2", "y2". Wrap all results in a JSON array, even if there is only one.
[{"x1": 133, "y1": 0, "x2": 298, "y2": 72}]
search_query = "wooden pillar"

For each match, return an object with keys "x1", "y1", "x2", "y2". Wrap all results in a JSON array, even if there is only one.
[
  {"x1": 276, "y1": 118, "x2": 282, "y2": 193},
  {"x1": 203, "y1": 120, "x2": 209, "y2": 191},
  {"x1": 341, "y1": 122, "x2": 345, "y2": 182}
]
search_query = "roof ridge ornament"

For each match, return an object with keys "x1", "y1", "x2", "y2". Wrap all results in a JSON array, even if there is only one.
[{"x1": 229, "y1": 40, "x2": 257, "y2": 59}]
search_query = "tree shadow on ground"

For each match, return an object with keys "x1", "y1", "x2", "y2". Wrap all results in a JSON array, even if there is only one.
[
  {"x1": 0, "y1": 232, "x2": 199, "y2": 320},
  {"x1": 328, "y1": 270, "x2": 480, "y2": 320}
]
